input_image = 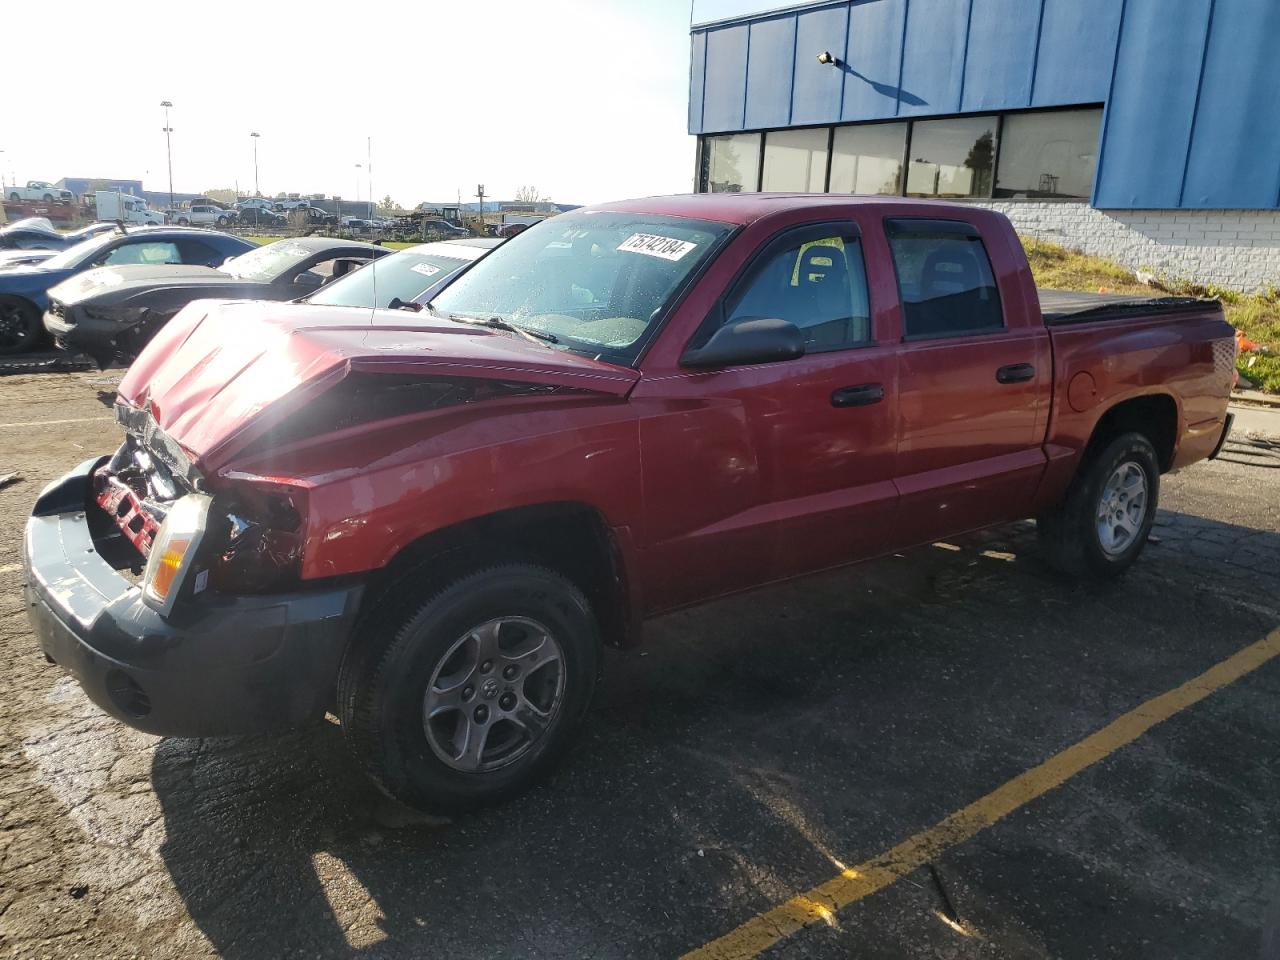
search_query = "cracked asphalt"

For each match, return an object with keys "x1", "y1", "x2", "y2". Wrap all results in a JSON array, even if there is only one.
[{"x1": 1, "y1": 369, "x2": 1279, "y2": 959}]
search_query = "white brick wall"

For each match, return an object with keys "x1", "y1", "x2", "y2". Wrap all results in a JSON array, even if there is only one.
[{"x1": 969, "y1": 202, "x2": 1280, "y2": 293}]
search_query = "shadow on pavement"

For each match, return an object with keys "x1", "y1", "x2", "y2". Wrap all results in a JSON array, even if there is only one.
[{"x1": 151, "y1": 511, "x2": 1280, "y2": 959}]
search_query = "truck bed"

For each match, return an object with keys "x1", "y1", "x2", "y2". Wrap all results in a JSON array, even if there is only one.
[{"x1": 1037, "y1": 289, "x2": 1214, "y2": 326}]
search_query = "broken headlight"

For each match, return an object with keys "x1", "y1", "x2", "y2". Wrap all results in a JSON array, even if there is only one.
[{"x1": 209, "y1": 491, "x2": 305, "y2": 594}]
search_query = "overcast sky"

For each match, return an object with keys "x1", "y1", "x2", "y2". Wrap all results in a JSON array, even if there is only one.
[{"x1": 2, "y1": 0, "x2": 697, "y2": 206}]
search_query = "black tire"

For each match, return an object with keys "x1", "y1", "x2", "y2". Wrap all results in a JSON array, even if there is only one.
[
  {"x1": 7, "y1": 193, "x2": 17, "y2": 201},
  {"x1": 41, "y1": 194, "x2": 53, "y2": 202},
  {"x1": 1038, "y1": 431, "x2": 1160, "y2": 578},
  {"x1": 177, "y1": 217, "x2": 189, "y2": 226},
  {"x1": 0, "y1": 297, "x2": 42, "y2": 355},
  {"x1": 217, "y1": 216, "x2": 229, "y2": 226},
  {"x1": 338, "y1": 562, "x2": 601, "y2": 812}
]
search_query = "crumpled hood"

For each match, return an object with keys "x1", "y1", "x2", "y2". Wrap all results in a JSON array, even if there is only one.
[
  {"x1": 49, "y1": 264, "x2": 226, "y2": 305},
  {"x1": 116, "y1": 300, "x2": 639, "y2": 473}
]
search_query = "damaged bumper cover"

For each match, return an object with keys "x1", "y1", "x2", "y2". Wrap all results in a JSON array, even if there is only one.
[
  {"x1": 23, "y1": 458, "x2": 364, "y2": 737},
  {"x1": 44, "y1": 300, "x2": 151, "y2": 367}
]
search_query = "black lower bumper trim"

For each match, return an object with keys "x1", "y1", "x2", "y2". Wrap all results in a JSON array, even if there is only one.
[
  {"x1": 1208, "y1": 412, "x2": 1234, "y2": 460},
  {"x1": 24, "y1": 459, "x2": 364, "y2": 737}
]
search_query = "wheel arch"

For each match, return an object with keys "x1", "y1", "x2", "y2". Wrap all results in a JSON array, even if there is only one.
[
  {"x1": 362, "y1": 501, "x2": 639, "y2": 650},
  {"x1": 1084, "y1": 391, "x2": 1179, "y2": 473}
]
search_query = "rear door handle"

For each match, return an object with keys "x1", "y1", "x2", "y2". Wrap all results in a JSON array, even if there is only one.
[
  {"x1": 831, "y1": 383, "x2": 885, "y2": 408},
  {"x1": 996, "y1": 363, "x2": 1035, "y2": 384}
]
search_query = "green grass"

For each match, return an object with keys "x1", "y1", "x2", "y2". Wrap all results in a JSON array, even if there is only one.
[{"x1": 1023, "y1": 238, "x2": 1280, "y2": 393}]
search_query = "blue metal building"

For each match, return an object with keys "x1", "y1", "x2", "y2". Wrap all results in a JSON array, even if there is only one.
[{"x1": 689, "y1": 0, "x2": 1280, "y2": 211}]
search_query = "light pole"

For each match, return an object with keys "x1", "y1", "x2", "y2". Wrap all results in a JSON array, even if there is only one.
[
  {"x1": 354, "y1": 163, "x2": 362, "y2": 206},
  {"x1": 160, "y1": 100, "x2": 174, "y2": 209},
  {"x1": 250, "y1": 132, "x2": 261, "y2": 196}
]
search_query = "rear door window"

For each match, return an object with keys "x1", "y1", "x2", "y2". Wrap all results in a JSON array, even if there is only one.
[{"x1": 886, "y1": 219, "x2": 1003, "y2": 338}]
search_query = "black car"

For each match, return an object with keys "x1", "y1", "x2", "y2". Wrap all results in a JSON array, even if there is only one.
[
  {"x1": 45, "y1": 236, "x2": 390, "y2": 365},
  {"x1": 0, "y1": 226, "x2": 254, "y2": 355},
  {"x1": 236, "y1": 206, "x2": 288, "y2": 227}
]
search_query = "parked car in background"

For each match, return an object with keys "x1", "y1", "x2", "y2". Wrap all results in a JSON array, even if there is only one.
[
  {"x1": 304, "y1": 237, "x2": 500, "y2": 310},
  {"x1": 46, "y1": 237, "x2": 390, "y2": 365},
  {"x1": 0, "y1": 218, "x2": 64, "y2": 252},
  {"x1": 421, "y1": 218, "x2": 467, "y2": 238},
  {"x1": 494, "y1": 222, "x2": 529, "y2": 238},
  {"x1": 6, "y1": 181, "x2": 73, "y2": 203},
  {"x1": 21, "y1": 195, "x2": 1236, "y2": 811},
  {"x1": 236, "y1": 206, "x2": 288, "y2": 227},
  {"x1": 0, "y1": 226, "x2": 253, "y2": 354},
  {"x1": 299, "y1": 207, "x2": 338, "y2": 227},
  {"x1": 275, "y1": 198, "x2": 312, "y2": 211},
  {"x1": 0, "y1": 219, "x2": 117, "y2": 258},
  {"x1": 0, "y1": 222, "x2": 124, "y2": 271},
  {"x1": 171, "y1": 205, "x2": 234, "y2": 227},
  {"x1": 95, "y1": 191, "x2": 165, "y2": 226},
  {"x1": 236, "y1": 197, "x2": 274, "y2": 212}
]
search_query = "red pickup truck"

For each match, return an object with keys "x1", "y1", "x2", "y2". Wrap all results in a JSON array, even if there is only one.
[{"x1": 24, "y1": 194, "x2": 1235, "y2": 810}]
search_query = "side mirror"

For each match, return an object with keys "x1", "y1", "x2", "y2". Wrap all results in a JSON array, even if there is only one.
[
  {"x1": 291, "y1": 271, "x2": 323, "y2": 288},
  {"x1": 680, "y1": 317, "x2": 806, "y2": 368}
]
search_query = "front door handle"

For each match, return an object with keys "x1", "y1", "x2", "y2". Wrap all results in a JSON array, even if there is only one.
[
  {"x1": 996, "y1": 363, "x2": 1035, "y2": 384},
  {"x1": 831, "y1": 383, "x2": 885, "y2": 408}
]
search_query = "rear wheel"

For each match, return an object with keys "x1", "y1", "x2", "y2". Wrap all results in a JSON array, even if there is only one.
[
  {"x1": 8, "y1": 193, "x2": 18, "y2": 201},
  {"x1": 177, "y1": 217, "x2": 189, "y2": 225},
  {"x1": 0, "y1": 297, "x2": 41, "y2": 355},
  {"x1": 1038, "y1": 431, "x2": 1159, "y2": 577},
  {"x1": 338, "y1": 562, "x2": 601, "y2": 812}
]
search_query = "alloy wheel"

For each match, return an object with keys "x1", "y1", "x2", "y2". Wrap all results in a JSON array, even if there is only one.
[
  {"x1": 1096, "y1": 460, "x2": 1148, "y2": 556},
  {"x1": 422, "y1": 616, "x2": 566, "y2": 773}
]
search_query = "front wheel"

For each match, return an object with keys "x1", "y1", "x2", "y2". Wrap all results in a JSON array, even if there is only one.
[
  {"x1": 41, "y1": 194, "x2": 53, "y2": 202},
  {"x1": 338, "y1": 563, "x2": 601, "y2": 812},
  {"x1": 1038, "y1": 431, "x2": 1160, "y2": 577},
  {"x1": 0, "y1": 297, "x2": 41, "y2": 355},
  {"x1": 216, "y1": 216, "x2": 229, "y2": 226}
]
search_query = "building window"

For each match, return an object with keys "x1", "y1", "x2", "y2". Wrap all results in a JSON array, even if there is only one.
[
  {"x1": 886, "y1": 220, "x2": 1003, "y2": 337},
  {"x1": 701, "y1": 133, "x2": 761, "y2": 193},
  {"x1": 905, "y1": 116, "x2": 997, "y2": 198},
  {"x1": 829, "y1": 122, "x2": 906, "y2": 195},
  {"x1": 994, "y1": 108, "x2": 1102, "y2": 199},
  {"x1": 761, "y1": 128, "x2": 829, "y2": 192},
  {"x1": 695, "y1": 106, "x2": 1101, "y2": 202}
]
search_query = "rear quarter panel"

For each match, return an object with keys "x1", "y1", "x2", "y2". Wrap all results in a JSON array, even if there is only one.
[{"x1": 1036, "y1": 307, "x2": 1235, "y2": 510}]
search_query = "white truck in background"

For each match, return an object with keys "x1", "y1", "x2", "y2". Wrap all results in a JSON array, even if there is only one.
[
  {"x1": 95, "y1": 192, "x2": 165, "y2": 225},
  {"x1": 7, "y1": 181, "x2": 74, "y2": 203}
]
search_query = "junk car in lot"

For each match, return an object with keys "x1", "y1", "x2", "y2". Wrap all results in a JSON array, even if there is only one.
[
  {"x1": 23, "y1": 194, "x2": 1234, "y2": 811},
  {"x1": 45, "y1": 237, "x2": 390, "y2": 366},
  {"x1": 235, "y1": 205, "x2": 288, "y2": 227},
  {"x1": 0, "y1": 226, "x2": 254, "y2": 354},
  {"x1": 302, "y1": 237, "x2": 500, "y2": 310}
]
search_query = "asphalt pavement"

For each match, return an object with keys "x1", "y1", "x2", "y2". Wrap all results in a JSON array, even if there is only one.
[{"x1": 0, "y1": 370, "x2": 1278, "y2": 959}]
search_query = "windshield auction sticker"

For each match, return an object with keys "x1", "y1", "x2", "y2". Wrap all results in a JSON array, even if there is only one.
[
  {"x1": 616, "y1": 233, "x2": 697, "y2": 261},
  {"x1": 410, "y1": 262, "x2": 442, "y2": 277}
]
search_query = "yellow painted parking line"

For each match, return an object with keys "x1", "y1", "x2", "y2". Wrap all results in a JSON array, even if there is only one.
[{"x1": 683, "y1": 626, "x2": 1280, "y2": 960}]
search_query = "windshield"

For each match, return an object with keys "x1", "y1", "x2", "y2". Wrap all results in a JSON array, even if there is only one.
[
  {"x1": 219, "y1": 240, "x2": 315, "y2": 281},
  {"x1": 429, "y1": 211, "x2": 732, "y2": 358},
  {"x1": 306, "y1": 247, "x2": 471, "y2": 309},
  {"x1": 40, "y1": 232, "x2": 120, "y2": 271}
]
